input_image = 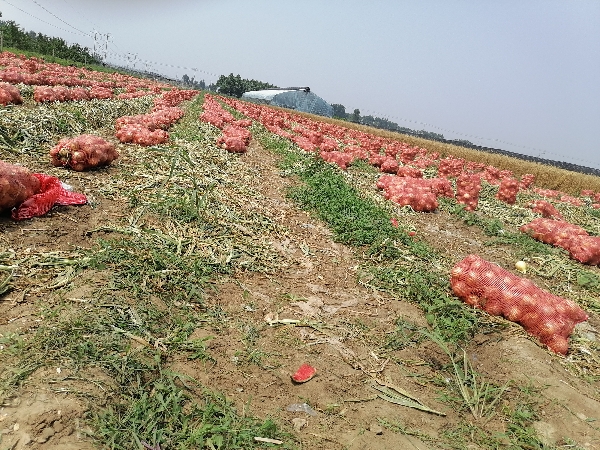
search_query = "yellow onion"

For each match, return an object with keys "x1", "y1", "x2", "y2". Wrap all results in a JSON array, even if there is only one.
[{"x1": 515, "y1": 261, "x2": 527, "y2": 273}]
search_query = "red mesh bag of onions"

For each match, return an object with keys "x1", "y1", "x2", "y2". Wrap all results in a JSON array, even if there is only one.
[
  {"x1": 320, "y1": 150, "x2": 356, "y2": 170},
  {"x1": 521, "y1": 218, "x2": 600, "y2": 265},
  {"x1": 50, "y1": 135, "x2": 119, "y2": 171},
  {"x1": 519, "y1": 218, "x2": 588, "y2": 250},
  {"x1": 0, "y1": 83, "x2": 23, "y2": 105},
  {"x1": 563, "y1": 235, "x2": 600, "y2": 265},
  {"x1": 115, "y1": 124, "x2": 169, "y2": 146},
  {"x1": 397, "y1": 166, "x2": 423, "y2": 178},
  {"x1": 456, "y1": 174, "x2": 482, "y2": 211},
  {"x1": 451, "y1": 254, "x2": 588, "y2": 354},
  {"x1": 527, "y1": 200, "x2": 563, "y2": 220},
  {"x1": 376, "y1": 175, "x2": 438, "y2": 212},
  {"x1": 0, "y1": 160, "x2": 41, "y2": 212},
  {"x1": 496, "y1": 177, "x2": 520, "y2": 205}
]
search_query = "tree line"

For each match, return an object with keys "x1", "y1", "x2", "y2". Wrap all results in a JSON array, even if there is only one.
[
  {"x1": 0, "y1": 13, "x2": 99, "y2": 65},
  {"x1": 332, "y1": 102, "x2": 453, "y2": 143}
]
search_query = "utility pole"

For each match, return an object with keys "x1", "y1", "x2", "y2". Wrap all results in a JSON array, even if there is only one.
[
  {"x1": 103, "y1": 33, "x2": 110, "y2": 61},
  {"x1": 92, "y1": 30, "x2": 109, "y2": 62}
]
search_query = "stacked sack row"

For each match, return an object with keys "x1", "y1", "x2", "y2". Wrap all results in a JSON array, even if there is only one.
[
  {"x1": 217, "y1": 95, "x2": 545, "y2": 213},
  {"x1": 197, "y1": 94, "x2": 595, "y2": 357},
  {"x1": 200, "y1": 94, "x2": 253, "y2": 153},
  {"x1": 520, "y1": 218, "x2": 600, "y2": 265},
  {"x1": 33, "y1": 85, "x2": 124, "y2": 102},
  {"x1": 0, "y1": 51, "x2": 172, "y2": 93},
  {"x1": 2, "y1": 87, "x2": 199, "y2": 220},
  {"x1": 115, "y1": 89, "x2": 197, "y2": 146}
]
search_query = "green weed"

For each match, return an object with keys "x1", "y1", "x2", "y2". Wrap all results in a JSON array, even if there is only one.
[{"x1": 93, "y1": 373, "x2": 292, "y2": 450}]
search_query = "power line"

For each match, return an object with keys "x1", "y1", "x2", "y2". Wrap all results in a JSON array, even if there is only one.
[
  {"x1": 0, "y1": 0, "x2": 88, "y2": 37},
  {"x1": 28, "y1": 0, "x2": 92, "y2": 38},
  {"x1": 103, "y1": 49, "x2": 219, "y2": 79},
  {"x1": 59, "y1": 0, "x2": 100, "y2": 31}
]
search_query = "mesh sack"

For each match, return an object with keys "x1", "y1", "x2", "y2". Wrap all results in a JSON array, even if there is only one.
[
  {"x1": 565, "y1": 235, "x2": 600, "y2": 265},
  {"x1": 520, "y1": 218, "x2": 587, "y2": 250},
  {"x1": 451, "y1": 254, "x2": 588, "y2": 354},
  {"x1": 483, "y1": 166, "x2": 502, "y2": 185},
  {"x1": 319, "y1": 138, "x2": 338, "y2": 152},
  {"x1": 0, "y1": 161, "x2": 41, "y2": 211},
  {"x1": 456, "y1": 174, "x2": 482, "y2": 211},
  {"x1": 496, "y1": 177, "x2": 520, "y2": 205},
  {"x1": 520, "y1": 174, "x2": 535, "y2": 189},
  {"x1": 345, "y1": 145, "x2": 369, "y2": 161},
  {"x1": 291, "y1": 135, "x2": 317, "y2": 152},
  {"x1": 369, "y1": 153, "x2": 387, "y2": 167},
  {"x1": 437, "y1": 157, "x2": 464, "y2": 178},
  {"x1": 527, "y1": 200, "x2": 563, "y2": 220},
  {"x1": 380, "y1": 157, "x2": 400, "y2": 174},
  {"x1": 320, "y1": 150, "x2": 355, "y2": 170},
  {"x1": 429, "y1": 178, "x2": 454, "y2": 198},
  {"x1": 559, "y1": 195, "x2": 584, "y2": 207},
  {"x1": 397, "y1": 166, "x2": 423, "y2": 178},
  {"x1": 11, "y1": 173, "x2": 87, "y2": 220},
  {"x1": 465, "y1": 161, "x2": 486, "y2": 174},
  {"x1": 115, "y1": 124, "x2": 169, "y2": 146},
  {"x1": 89, "y1": 86, "x2": 114, "y2": 99},
  {"x1": 0, "y1": 83, "x2": 23, "y2": 105},
  {"x1": 50, "y1": 135, "x2": 119, "y2": 171},
  {"x1": 216, "y1": 125, "x2": 252, "y2": 153},
  {"x1": 399, "y1": 147, "x2": 419, "y2": 164},
  {"x1": 153, "y1": 89, "x2": 198, "y2": 108},
  {"x1": 377, "y1": 175, "x2": 438, "y2": 212}
]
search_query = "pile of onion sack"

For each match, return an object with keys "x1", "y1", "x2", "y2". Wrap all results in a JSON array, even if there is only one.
[
  {"x1": 50, "y1": 135, "x2": 119, "y2": 171},
  {"x1": 451, "y1": 254, "x2": 588, "y2": 354}
]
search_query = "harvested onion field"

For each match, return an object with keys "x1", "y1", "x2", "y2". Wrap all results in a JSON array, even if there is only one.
[{"x1": 1, "y1": 51, "x2": 600, "y2": 450}]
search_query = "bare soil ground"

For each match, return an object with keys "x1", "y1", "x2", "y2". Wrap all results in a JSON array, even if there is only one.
[{"x1": 1, "y1": 137, "x2": 600, "y2": 449}]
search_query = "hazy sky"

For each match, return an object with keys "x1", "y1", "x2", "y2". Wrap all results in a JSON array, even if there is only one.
[{"x1": 2, "y1": 1, "x2": 599, "y2": 168}]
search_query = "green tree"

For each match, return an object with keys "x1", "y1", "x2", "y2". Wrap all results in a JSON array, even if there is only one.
[
  {"x1": 215, "y1": 73, "x2": 277, "y2": 97},
  {"x1": 331, "y1": 103, "x2": 347, "y2": 119},
  {"x1": 350, "y1": 108, "x2": 361, "y2": 123},
  {"x1": 215, "y1": 73, "x2": 246, "y2": 97}
]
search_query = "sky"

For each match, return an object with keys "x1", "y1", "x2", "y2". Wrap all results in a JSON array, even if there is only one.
[{"x1": 2, "y1": 0, "x2": 599, "y2": 169}]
